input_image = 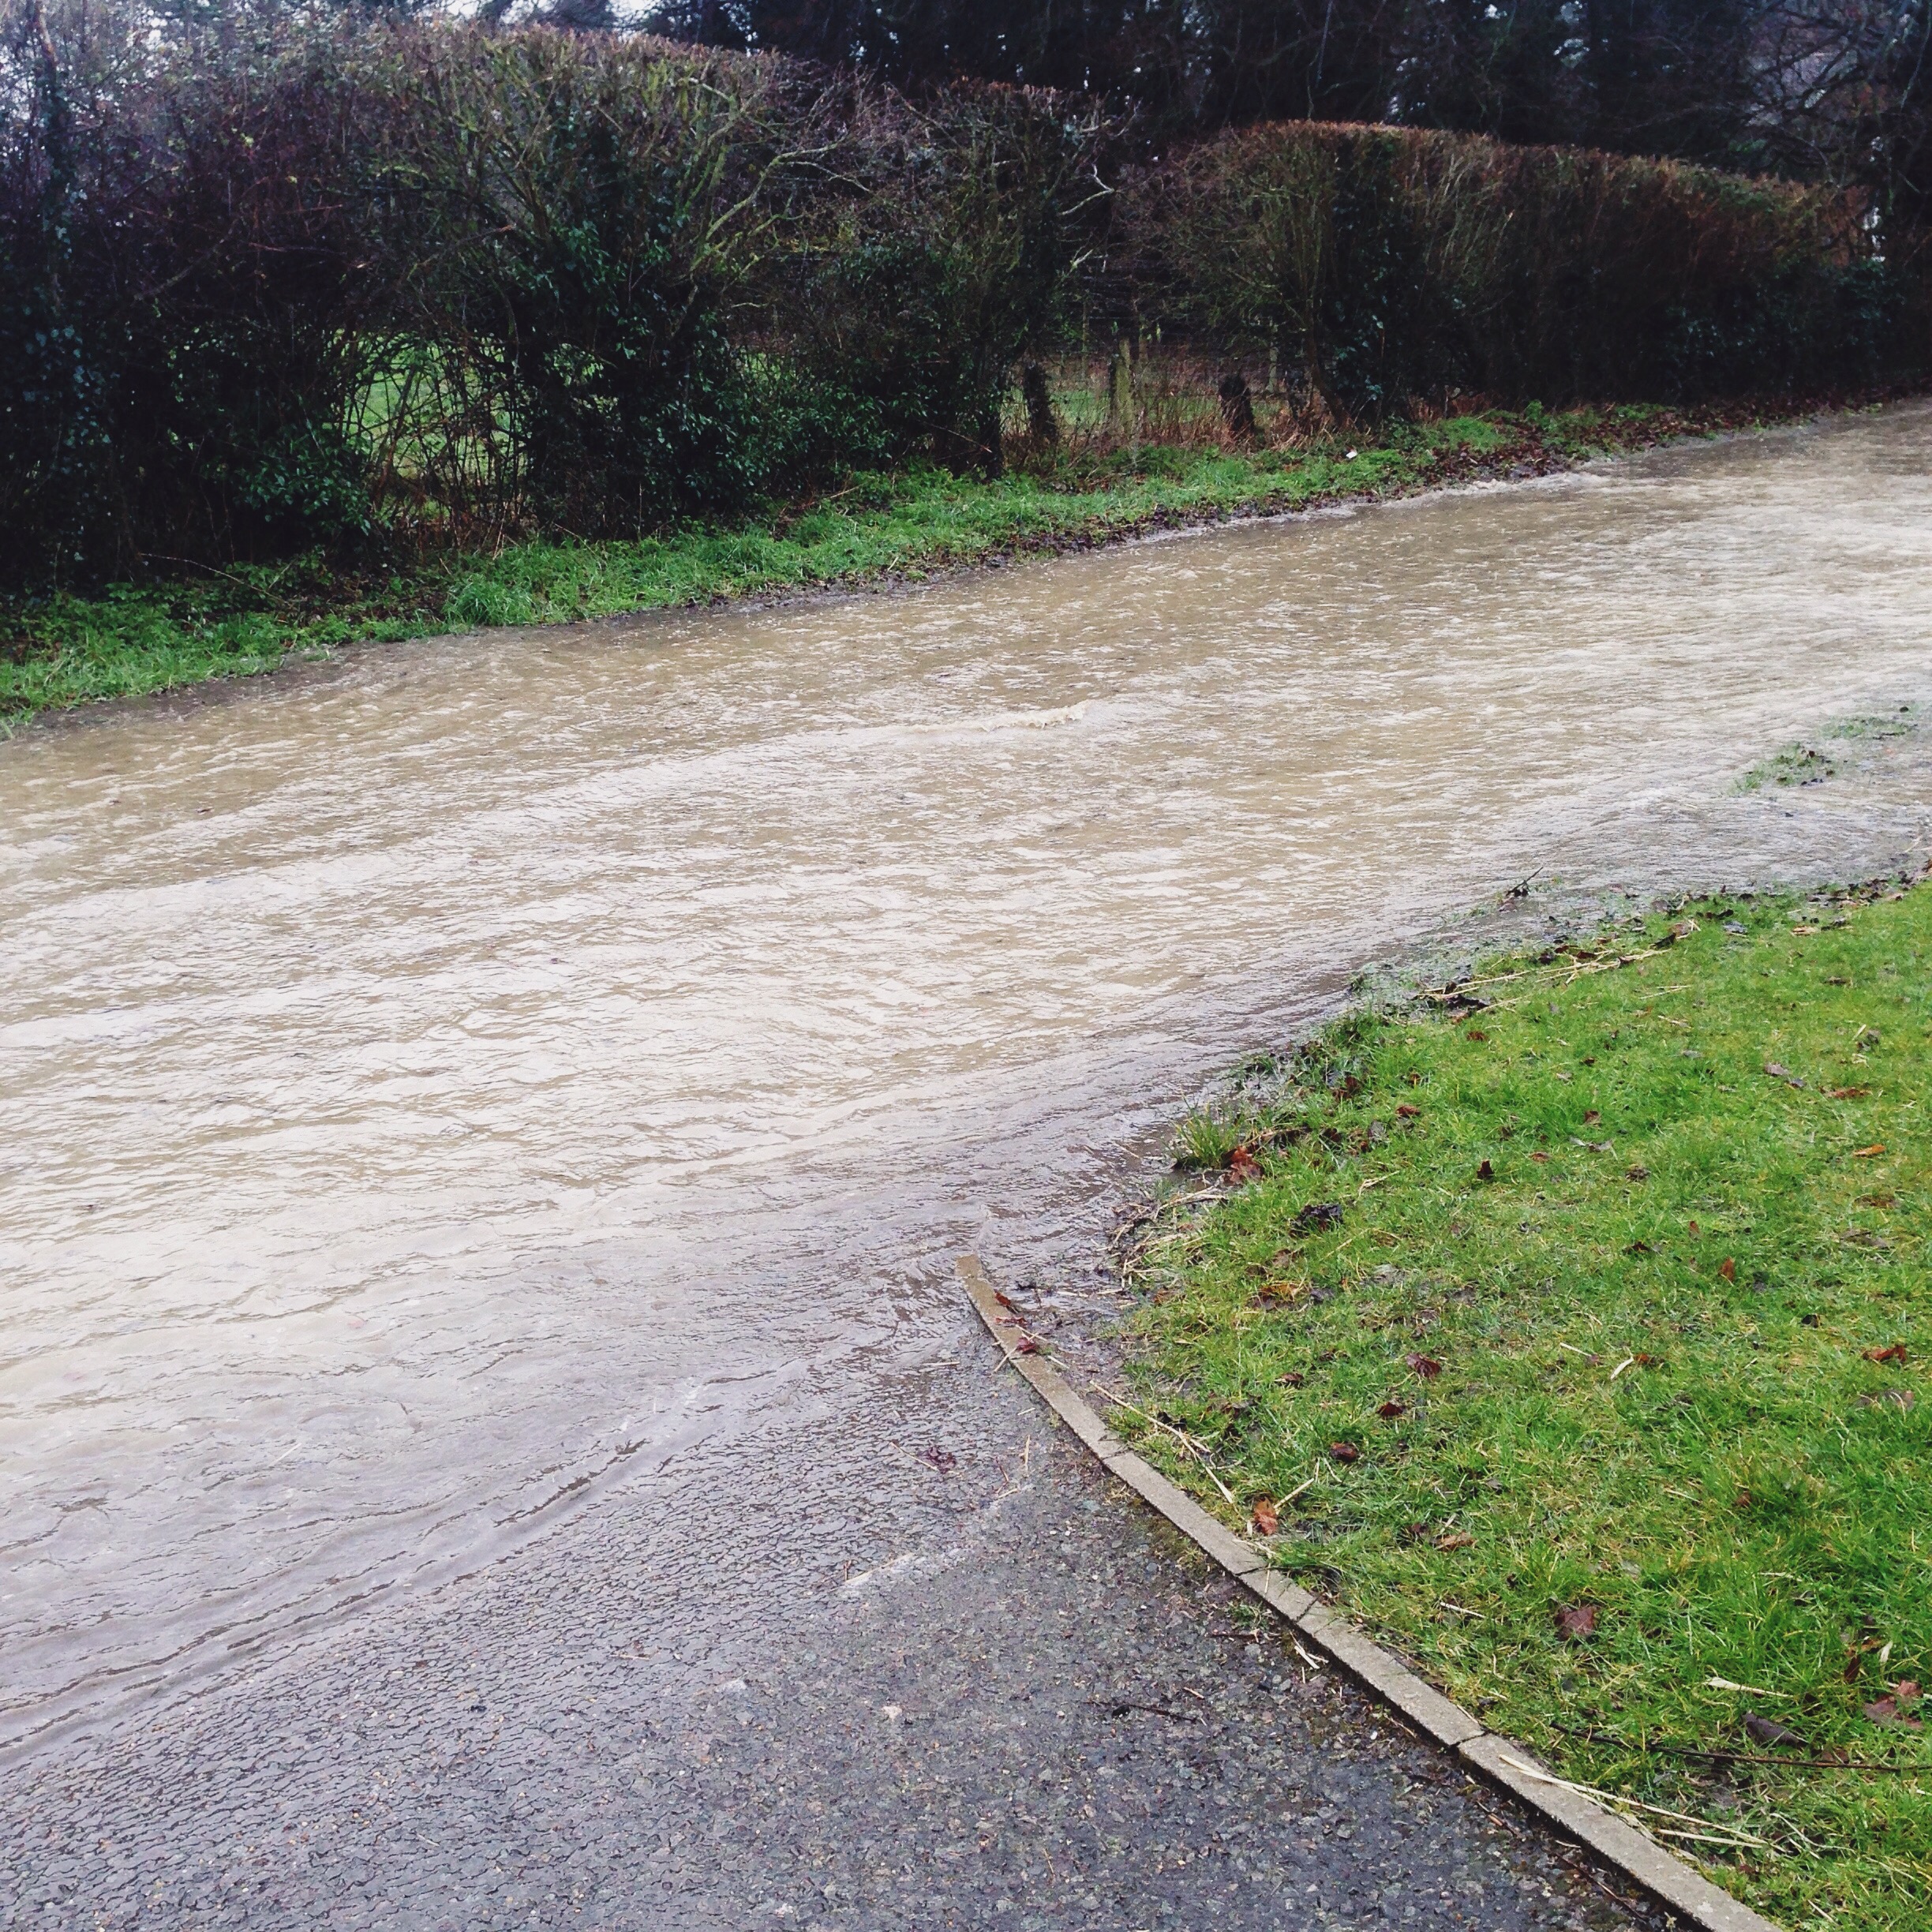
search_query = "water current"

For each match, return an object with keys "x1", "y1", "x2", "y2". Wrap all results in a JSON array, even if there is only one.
[{"x1": 2, "y1": 403, "x2": 1930, "y2": 1750}]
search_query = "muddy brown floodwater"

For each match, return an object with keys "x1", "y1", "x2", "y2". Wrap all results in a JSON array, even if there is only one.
[{"x1": 0, "y1": 404, "x2": 1930, "y2": 1926}]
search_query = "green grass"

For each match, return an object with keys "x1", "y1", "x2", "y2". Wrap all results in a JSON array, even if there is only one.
[
  {"x1": 1739, "y1": 706, "x2": 1924, "y2": 792},
  {"x1": 1118, "y1": 882, "x2": 1930, "y2": 1930},
  {"x1": 1, "y1": 401, "x2": 1766, "y2": 725}
]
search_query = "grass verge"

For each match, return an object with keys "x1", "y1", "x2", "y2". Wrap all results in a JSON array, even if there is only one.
[
  {"x1": 0, "y1": 399, "x2": 1818, "y2": 727},
  {"x1": 1117, "y1": 880, "x2": 1930, "y2": 1931}
]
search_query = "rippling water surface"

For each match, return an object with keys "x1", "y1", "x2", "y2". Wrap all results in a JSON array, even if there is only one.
[{"x1": 3, "y1": 405, "x2": 1930, "y2": 1744}]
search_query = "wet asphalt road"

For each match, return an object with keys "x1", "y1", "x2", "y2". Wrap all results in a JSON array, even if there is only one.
[
  {"x1": 12, "y1": 717, "x2": 1932, "y2": 1931},
  {"x1": 0, "y1": 1363, "x2": 1649, "y2": 1932}
]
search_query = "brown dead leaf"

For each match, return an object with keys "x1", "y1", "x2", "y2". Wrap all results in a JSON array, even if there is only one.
[
  {"x1": 1625, "y1": 1163, "x2": 1649, "y2": 1181},
  {"x1": 1327, "y1": 1442, "x2": 1361, "y2": 1464},
  {"x1": 1555, "y1": 1603, "x2": 1599, "y2": 1641},
  {"x1": 1745, "y1": 1712, "x2": 1807, "y2": 1748},
  {"x1": 1466, "y1": 1029, "x2": 1488, "y2": 1043},
  {"x1": 1852, "y1": 1144, "x2": 1886, "y2": 1158},
  {"x1": 1406, "y1": 1354, "x2": 1444, "y2": 1380},
  {"x1": 1863, "y1": 1697, "x2": 1923, "y2": 1728},
  {"x1": 1256, "y1": 1279, "x2": 1311, "y2": 1307},
  {"x1": 1226, "y1": 1145, "x2": 1263, "y2": 1184},
  {"x1": 1829, "y1": 1085, "x2": 1871, "y2": 1099},
  {"x1": 1863, "y1": 1342, "x2": 1909, "y2": 1364},
  {"x1": 1396, "y1": 1103, "x2": 1421, "y2": 1119},
  {"x1": 1764, "y1": 1061, "x2": 1806, "y2": 1088},
  {"x1": 1377, "y1": 1400, "x2": 1409, "y2": 1421},
  {"x1": 1529, "y1": 1150, "x2": 1550, "y2": 1164},
  {"x1": 1250, "y1": 1496, "x2": 1280, "y2": 1536},
  {"x1": 1719, "y1": 1257, "x2": 1736, "y2": 1282},
  {"x1": 1582, "y1": 1110, "x2": 1601, "y2": 1124},
  {"x1": 1475, "y1": 1159, "x2": 1496, "y2": 1182},
  {"x1": 1275, "y1": 1369, "x2": 1306, "y2": 1387}
]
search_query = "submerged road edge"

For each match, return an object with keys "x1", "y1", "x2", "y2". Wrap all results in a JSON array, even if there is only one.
[{"x1": 959, "y1": 1253, "x2": 1782, "y2": 1932}]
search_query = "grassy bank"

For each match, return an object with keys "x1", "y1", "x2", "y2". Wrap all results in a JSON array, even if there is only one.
[
  {"x1": 0, "y1": 400, "x2": 1817, "y2": 727},
  {"x1": 1117, "y1": 882, "x2": 1930, "y2": 1930}
]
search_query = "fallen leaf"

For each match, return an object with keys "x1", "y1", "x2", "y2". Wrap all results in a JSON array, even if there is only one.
[
  {"x1": 1555, "y1": 1603, "x2": 1599, "y2": 1641},
  {"x1": 1552, "y1": 1071, "x2": 1572, "y2": 1083},
  {"x1": 1436, "y1": 1531, "x2": 1475, "y2": 1551},
  {"x1": 1395, "y1": 1103, "x2": 1422, "y2": 1118},
  {"x1": 1863, "y1": 1697, "x2": 1923, "y2": 1728},
  {"x1": 1290, "y1": 1201, "x2": 1345, "y2": 1234},
  {"x1": 1719, "y1": 1257, "x2": 1736, "y2": 1282},
  {"x1": 1530, "y1": 1151, "x2": 1550, "y2": 1163},
  {"x1": 1864, "y1": 1342, "x2": 1909, "y2": 1364},
  {"x1": 1376, "y1": 1400, "x2": 1408, "y2": 1420},
  {"x1": 1582, "y1": 1109, "x2": 1601, "y2": 1125},
  {"x1": 1250, "y1": 1496, "x2": 1279, "y2": 1536},
  {"x1": 1466, "y1": 1028, "x2": 1488, "y2": 1043},
  {"x1": 1732, "y1": 1489, "x2": 1753, "y2": 1509},
  {"x1": 1745, "y1": 1712, "x2": 1807, "y2": 1748},
  {"x1": 1852, "y1": 1144, "x2": 1886, "y2": 1158},
  {"x1": 1013, "y1": 1337, "x2": 1043, "y2": 1355},
  {"x1": 1829, "y1": 1085, "x2": 1871, "y2": 1099},
  {"x1": 1226, "y1": 1145, "x2": 1264, "y2": 1184},
  {"x1": 1256, "y1": 1278, "x2": 1310, "y2": 1306},
  {"x1": 1475, "y1": 1159, "x2": 1496, "y2": 1181},
  {"x1": 917, "y1": 1444, "x2": 957, "y2": 1473},
  {"x1": 1571, "y1": 1136, "x2": 1615, "y2": 1153},
  {"x1": 1625, "y1": 1163, "x2": 1649, "y2": 1181},
  {"x1": 1792, "y1": 925, "x2": 1820, "y2": 936},
  {"x1": 1625, "y1": 1240, "x2": 1653, "y2": 1254},
  {"x1": 1406, "y1": 1354, "x2": 1444, "y2": 1380},
  {"x1": 1859, "y1": 1388, "x2": 1915, "y2": 1411},
  {"x1": 1275, "y1": 1370, "x2": 1306, "y2": 1387},
  {"x1": 1327, "y1": 1441, "x2": 1360, "y2": 1464},
  {"x1": 1896, "y1": 1679, "x2": 1923, "y2": 1707},
  {"x1": 1764, "y1": 1061, "x2": 1806, "y2": 1088}
]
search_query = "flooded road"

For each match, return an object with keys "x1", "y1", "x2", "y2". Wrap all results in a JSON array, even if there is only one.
[{"x1": 2, "y1": 402, "x2": 1931, "y2": 1766}]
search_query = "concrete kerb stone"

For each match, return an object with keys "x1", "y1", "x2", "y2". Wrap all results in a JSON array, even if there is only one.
[
  {"x1": 958, "y1": 1256, "x2": 1127, "y2": 1459},
  {"x1": 959, "y1": 1253, "x2": 1785, "y2": 1932},
  {"x1": 1239, "y1": 1566, "x2": 1316, "y2": 1623},
  {"x1": 1459, "y1": 1736, "x2": 1783, "y2": 1932},
  {"x1": 1295, "y1": 1604, "x2": 1485, "y2": 1750},
  {"x1": 1097, "y1": 1449, "x2": 1266, "y2": 1579}
]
